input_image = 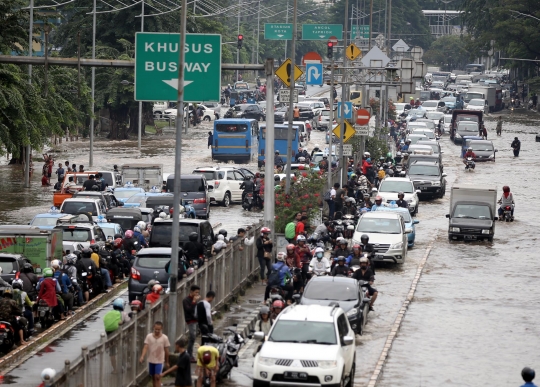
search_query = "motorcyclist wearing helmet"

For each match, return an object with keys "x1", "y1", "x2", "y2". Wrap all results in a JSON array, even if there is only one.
[
  {"x1": 347, "y1": 244, "x2": 363, "y2": 266},
  {"x1": 274, "y1": 150, "x2": 284, "y2": 168},
  {"x1": 342, "y1": 197, "x2": 357, "y2": 216},
  {"x1": 498, "y1": 185, "x2": 515, "y2": 219},
  {"x1": 64, "y1": 254, "x2": 84, "y2": 306},
  {"x1": 255, "y1": 305, "x2": 273, "y2": 336},
  {"x1": 0, "y1": 287, "x2": 26, "y2": 345},
  {"x1": 395, "y1": 151, "x2": 403, "y2": 164},
  {"x1": 37, "y1": 267, "x2": 64, "y2": 320},
  {"x1": 137, "y1": 221, "x2": 150, "y2": 239},
  {"x1": 463, "y1": 147, "x2": 476, "y2": 168},
  {"x1": 112, "y1": 238, "x2": 129, "y2": 280},
  {"x1": 331, "y1": 238, "x2": 351, "y2": 261},
  {"x1": 371, "y1": 195, "x2": 386, "y2": 211},
  {"x1": 196, "y1": 345, "x2": 220, "y2": 387},
  {"x1": 385, "y1": 152, "x2": 395, "y2": 166},
  {"x1": 401, "y1": 152, "x2": 410, "y2": 170},
  {"x1": 521, "y1": 367, "x2": 536, "y2": 386},
  {"x1": 90, "y1": 244, "x2": 113, "y2": 290},
  {"x1": 123, "y1": 230, "x2": 141, "y2": 261},
  {"x1": 256, "y1": 227, "x2": 273, "y2": 284},
  {"x1": 359, "y1": 234, "x2": 376, "y2": 273},
  {"x1": 51, "y1": 259, "x2": 74, "y2": 318},
  {"x1": 146, "y1": 284, "x2": 163, "y2": 305},
  {"x1": 360, "y1": 192, "x2": 373, "y2": 209},
  {"x1": 309, "y1": 248, "x2": 331, "y2": 275},
  {"x1": 133, "y1": 226, "x2": 149, "y2": 249},
  {"x1": 271, "y1": 299, "x2": 285, "y2": 320},
  {"x1": 331, "y1": 256, "x2": 349, "y2": 276},
  {"x1": 264, "y1": 252, "x2": 293, "y2": 302},
  {"x1": 12, "y1": 279, "x2": 35, "y2": 335},
  {"x1": 104, "y1": 298, "x2": 131, "y2": 335},
  {"x1": 76, "y1": 248, "x2": 101, "y2": 301},
  {"x1": 310, "y1": 144, "x2": 321, "y2": 157},
  {"x1": 285, "y1": 244, "x2": 299, "y2": 269},
  {"x1": 396, "y1": 192, "x2": 408, "y2": 209},
  {"x1": 294, "y1": 235, "x2": 312, "y2": 272},
  {"x1": 184, "y1": 232, "x2": 205, "y2": 267},
  {"x1": 19, "y1": 263, "x2": 38, "y2": 300},
  {"x1": 239, "y1": 176, "x2": 255, "y2": 204},
  {"x1": 401, "y1": 139, "x2": 411, "y2": 152},
  {"x1": 352, "y1": 257, "x2": 378, "y2": 310}
]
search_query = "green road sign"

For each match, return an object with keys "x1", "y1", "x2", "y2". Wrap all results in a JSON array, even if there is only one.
[
  {"x1": 302, "y1": 24, "x2": 343, "y2": 40},
  {"x1": 351, "y1": 25, "x2": 370, "y2": 39},
  {"x1": 135, "y1": 32, "x2": 221, "y2": 102},
  {"x1": 264, "y1": 23, "x2": 293, "y2": 40}
]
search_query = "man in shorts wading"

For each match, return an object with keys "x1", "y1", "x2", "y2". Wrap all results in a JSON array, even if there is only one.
[{"x1": 139, "y1": 321, "x2": 170, "y2": 387}]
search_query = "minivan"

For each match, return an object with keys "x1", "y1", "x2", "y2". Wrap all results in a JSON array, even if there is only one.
[
  {"x1": 148, "y1": 219, "x2": 215, "y2": 257},
  {"x1": 166, "y1": 174, "x2": 210, "y2": 219}
]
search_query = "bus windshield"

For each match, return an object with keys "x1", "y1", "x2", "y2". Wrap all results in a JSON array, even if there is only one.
[{"x1": 261, "y1": 127, "x2": 297, "y2": 140}]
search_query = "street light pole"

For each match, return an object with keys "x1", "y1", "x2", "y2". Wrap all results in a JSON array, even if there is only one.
[
  {"x1": 339, "y1": 0, "x2": 349, "y2": 186},
  {"x1": 284, "y1": 0, "x2": 289, "y2": 59},
  {"x1": 25, "y1": 0, "x2": 34, "y2": 188},
  {"x1": 236, "y1": 0, "x2": 241, "y2": 82},
  {"x1": 138, "y1": 0, "x2": 144, "y2": 154},
  {"x1": 256, "y1": 0, "x2": 260, "y2": 64},
  {"x1": 90, "y1": 0, "x2": 96, "y2": 167},
  {"x1": 285, "y1": 0, "x2": 297, "y2": 194}
]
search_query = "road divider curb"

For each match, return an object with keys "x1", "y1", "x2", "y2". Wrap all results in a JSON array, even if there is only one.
[
  {"x1": 0, "y1": 281, "x2": 127, "y2": 374},
  {"x1": 367, "y1": 243, "x2": 434, "y2": 387},
  {"x1": 237, "y1": 307, "x2": 262, "y2": 358}
]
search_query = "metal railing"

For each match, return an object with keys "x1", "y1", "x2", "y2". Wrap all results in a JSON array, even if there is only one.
[{"x1": 49, "y1": 222, "x2": 262, "y2": 387}]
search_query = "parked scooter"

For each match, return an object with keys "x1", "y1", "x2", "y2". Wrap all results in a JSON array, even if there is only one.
[{"x1": 200, "y1": 327, "x2": 245, "y2": 385}]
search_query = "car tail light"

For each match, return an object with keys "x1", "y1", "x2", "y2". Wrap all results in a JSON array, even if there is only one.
[
  {"x1": 91, "y1": 239, "x2": 95, "y2": 244},
  {"x1": 131, "y1": 267, "x2": 141, "y2": 280},
  {"x1": 214, "y1": 181, "x2": 220, "y2": 188},
  {"x1": 193, "y1": 198, "x2": 206, "y2": 204},
  {"x1": 0, "y1": 324, "x2": 5, "y2": 329}
]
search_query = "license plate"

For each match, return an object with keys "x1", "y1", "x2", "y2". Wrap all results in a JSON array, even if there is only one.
[
  {"x1": 464, "y1": 235, "x2": 476, "y2": 240},
  {"x1": 421, "y1": 187, "x2": 429, "y2": 191},
  {"x1": 284, "y1": 372, "x2": 308, "y2": 380},
  {"x1": 38, "y1": 307, "x2": 48, "y2": 312}
]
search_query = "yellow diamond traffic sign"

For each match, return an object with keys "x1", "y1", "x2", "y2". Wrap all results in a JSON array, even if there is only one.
[
  {"x1": 275, "y1": 58, "x2": 304, "y2": 87},
  {"x1": 346, "y1": 43, "x2": 362, "y2": 60},
  {"x1": 332, "y1": 120, "x2": 356, "y2": 143}
]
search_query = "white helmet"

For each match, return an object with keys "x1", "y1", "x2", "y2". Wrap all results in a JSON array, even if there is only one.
[
  {"x1": 276, "y1": 252, "x2": 286, "y2": 262},
  {"x1": 336, "y1": 237, "x2": 346, "y2": 245},
  {"x1": 217, "y1": 234, "x2": 225, "y2": 241},
  {"x1": 298, "y1": 157, "x2": 306, "y2": 162},
  {"x1": 360, "y1": 257, "x2": 369, "y2": 263},
  {"x1": 159, "y1": 212, "x2": 167, "y2": 220},
  {"x1": 364, "y1": 152, "x2": 371, "y2": 157},
  {"x1": 315, "y1": 247, "x2": 324, "y2": 254},
  {"x1": 136, "y1": 221, "x2": 147, "y2": 231},
  {"x1": 41, "y1": 368, "x2": 57, "y2": 382},
  {"x1": 296, "y1": 235, "x2": 306, "y2": 242},
  {"x1": 51, "y1": 259, "x2": 61, "y2": 269},
  {"x1": 314, "y1": 144, "x2": 320, "y2": 148}
]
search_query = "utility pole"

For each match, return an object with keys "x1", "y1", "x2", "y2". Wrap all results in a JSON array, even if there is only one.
[
  {"x1": 236, "y1": 0, "x2": 241, "y2": 82},
  {"x1": 339, "y1": 0, "x2": 350, "y2": 186},
  {"x1": 138, "y1": 0, "x2": 144, "y2": 155},
  {"x1": 284, "y1": 0, "x2": 289, "y2": 59},
  {"x1": 369, "y1": 0, "x2": 373, "y2": 50},
  {"x1": 89, "y1": 0, "x2": 96, "y2": 167},
  {"x1": 264, "y1": 58, "x2": 275, "y2": 232},
  {"x1": 387, "y1": 0, "x2": 392, "y2": 55},
  {"x1": 327, "y1": 59, "x2": 335, "y2": 190},
  {"x1": 169, "y1": 0, "x2": 188, "y2": 342},
  {"x1": 25, "y1": 0, "x2": 34, "y2": 189},
  {"x1": 284, "y1": 0, "x2": 297, "y2": 194},
  {"x1": 256, "y1": 0, "x2": 261, "y2": 64}
]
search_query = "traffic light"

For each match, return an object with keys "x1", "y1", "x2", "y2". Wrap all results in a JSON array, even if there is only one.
[
  {"x1": 237, "y1": 34, "x2": 243, "y2": 49},
  {"x1": 327, "y1": 42, "x2": 333, "y2": 59}
]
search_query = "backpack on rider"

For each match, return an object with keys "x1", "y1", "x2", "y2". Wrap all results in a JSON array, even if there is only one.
[{"x1": 284, "y1": 222, "x2": 296, "y2": 241}]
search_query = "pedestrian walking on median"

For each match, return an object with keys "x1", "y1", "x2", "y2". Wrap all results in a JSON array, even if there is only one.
[
  {"x1": 183, "y1": 285, "x2": 201, "y2": 361},
  {"x1": 139, "y1": 321, "x2": 170, "y2": 387},
  {"x1": 256, "y1": 227, "x2": 273, "y2": 285},
  {"x1": 161, "y1": 337, "x2": 192, "y2": 387},
  {"x1": 207, "y1": 132, "x2": 213, "y2": 149},
  {"x1": 496, "y1": 116, "x2": 503, "y2": 136}
]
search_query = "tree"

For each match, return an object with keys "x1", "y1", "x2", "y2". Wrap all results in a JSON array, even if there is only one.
[{"x1": 423, "y1": 35, "x2": 472, "y2": 70}]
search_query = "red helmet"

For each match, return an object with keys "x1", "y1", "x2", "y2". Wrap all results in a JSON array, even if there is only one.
[
  {"x1": 261, "y1": 227, "x2": 271, "y2": 234},
  {"x1": 286, "y1": 244, "x2": 295, "y2": 251},
  {"x1": 353, "y1": 244, "x2": 361, "y2": 250},
  {"x1": 130, "y1": 300, "x2": 143, "y2": 311},
  {"x1": 272, "y1": 300, "x2": 285, "y2": 309},
  {"x1": 113, "y1": 238, "x2": 123, "y2": 248},
  {"x1": 125, "y1": 230, "x2": 134, "y2": 238},
  {"x1": 152, "y1": 284, "x2": 163, "y2": 294},
  {"x1": 503, "y1": 185, "x2": 510, "y2": 193},
  {"x1": 202, "y1": 351, "x2": 212, "y2": 365}
]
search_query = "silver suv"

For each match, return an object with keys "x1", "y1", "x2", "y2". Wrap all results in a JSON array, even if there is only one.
[{"x1": 191, "y1": 166, "x2": 250, "y2": 207}]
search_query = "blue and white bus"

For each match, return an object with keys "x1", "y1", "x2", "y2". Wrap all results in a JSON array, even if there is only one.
[
  {"x1": 258, "y1": 124, "x2": 299, "y2": 168},
  {"x1": 211, "y1": 119, "x2": 258, "y2": 163}
]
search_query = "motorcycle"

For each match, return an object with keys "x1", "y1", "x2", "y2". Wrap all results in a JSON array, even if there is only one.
[
  {"x1": 242, "y1": 191, "x2": 254, "y2": 211},
  {"x1": 200, "y1": 328, "x2": 245, "y2": 385},
  {"x1": 309, "y1": 262, "x2": 330, "y2": 276},
  {"x1": 37, "y1": 299, "x2": 55, "y2": 329},
  {"x1": 0, "y1": 317, "x2": 28, "y2": 353},
  {"x1": 499, "y1": 205, "x2": 514, "y2": 222},
  {"x1": 224, "y1": 108, "x2": 234, "y2": 118},
  {"x1": 342, "y1": 215, "x2": 356, "y2": 239},
  {"x1": 465, "y1": 157, "x2": 475, "y2": 171}
]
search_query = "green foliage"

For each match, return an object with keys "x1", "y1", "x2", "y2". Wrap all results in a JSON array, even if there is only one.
[
  {"x1": 0, "y1": 0, "x2": 29, "y2": 55},
  {"x1": 274, "y1": 171, "x2": 326, "y2": 233},
  {"x1": 423, "y1": 35, "x2": 473, "y2": 71},
  {"x1": 365, "y1": 127, "x2": 389, "y2": 161}
]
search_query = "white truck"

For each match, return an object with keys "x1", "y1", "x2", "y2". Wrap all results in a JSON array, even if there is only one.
[
  {"x1": 465, "y1": 85, "x2": 500, "y2": 112},
  {"x1": 121, "y1": 164, "x2": 163, "y2": 190},
  {"x1": 446, "y1": 185, "x2": 498, "y2": 242}
]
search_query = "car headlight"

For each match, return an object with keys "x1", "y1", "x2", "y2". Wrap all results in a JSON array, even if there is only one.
[
  {"x1": 407, "y1": 199, "x2": 413, "y2": 203},
  {"x1": 482, "y1": 229, "x2": 490, "y2": 234},
  {"x1": 488, "y1": 154, "x2": 494, "y2": 158},
  {"x1": 431, "y1": 181, "x2": 441, "y2": 186},
  {"x1": 258, "y1": 357, "x2": 276, "y2": 366},
  {"x1": 451, "y1": 227, "x2": 460, "y2": 232},
  {"x1": 318, "y1": 360, "x2": 338, "y2": 369},
  {"x1": 390, "y1": 242, "x2": 403, "y2": 249},
  {"x1": 346, "y1": 308, "x2": 358, "y2": 317}
]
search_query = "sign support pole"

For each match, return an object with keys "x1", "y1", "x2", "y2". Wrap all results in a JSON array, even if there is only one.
[
  {"x1": 264, "y1": 58, "x2": 275, "y2": 232},
  {"x1": 327, "y1": 58, "x2": 335, "y2": 190},
  {"x1": 89, "y1": 0, "x2": 96, "y2": 167},
  {"x1": 138, "y1": 0, "x2": 144, "y2": 155},
  {"x1": 340, "y1": 0, "x2": 349, "y2": 187},
  {"x1": 169, "y1": 0, "x2": 188, "y2": 343},
  {"x1": 285, "y1": 0, "x2": 297, "y2": 194}
]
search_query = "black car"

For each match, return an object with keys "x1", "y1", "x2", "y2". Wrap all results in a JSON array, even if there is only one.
[
  {"x1": 298, "y1": 107, "x2": 315, "y2": 120},
  {"x1": 233, "y1": 104, "x2": 265, "y2": 121},
  {"x1": 0, "y1": 254, "x2": 32, "y2": 286},
  {"x1": 298, "y1": 276, "x2": 370, "y2": 335},
  {"x1": 406, "y1": 160, "x2": 447, "y2": 198},
  {"x1": 148, "y1": 219, "x2": 215, "y2": 257},
  {"x1": 274, "y1": 106, "x2": 288, "y2": 124},
  {"x1": 128, "y1": 247, "x2": 171, "y2": 302}
]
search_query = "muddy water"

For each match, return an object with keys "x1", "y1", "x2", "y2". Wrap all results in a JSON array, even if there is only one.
[{"x1": 378, "y1": 111, "x2": 540, "y2": 386}]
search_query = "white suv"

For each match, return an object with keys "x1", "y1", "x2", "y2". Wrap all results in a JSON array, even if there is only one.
[
  {"x1": 253, "y1": 304, "x2": 356, "y2": 387},
  {"x1": 375, "y1": 177, "x2": 421, "y2": 216},
  {"x1": 191, "y1": 166, "x2": 248, "y2": 207}
]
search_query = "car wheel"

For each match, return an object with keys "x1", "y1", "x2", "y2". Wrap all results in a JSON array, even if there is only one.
[
  {"x1": 128, "y1": 293, "x2": 136, "y2": 302},
  {"x1": 203, "y1": 116, "x2": 211, "y2": 121},
  {"x1": 221, "y1": 192, "x2": 231, "y2": 207},
  {"x1": 345, "y1": 362, "x2": 355, "y2": 387}
]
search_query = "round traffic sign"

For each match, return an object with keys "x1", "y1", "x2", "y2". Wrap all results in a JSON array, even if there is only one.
[
  {"x1": 356, "y1": 108, "x2": 371, "y2": 125},
  {"x1": 302, "y1": 51, "x2": 323, "y2": 65},
  {"x1": 328, "y1": 36, "x2": 338, "y2": 44}
]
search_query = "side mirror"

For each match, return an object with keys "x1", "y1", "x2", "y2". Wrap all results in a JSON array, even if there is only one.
[
  {"x1": 118, "y1": 201, "x2": 124, "y2": 206},
  {"x1": 292, "y1": 294, "x2": 301, "y2": 303},
  {"x1": 254, "y1": 332, "x2": 265, "y2": 341},
  {"x1": 405, "y1": 229, "x2": 412, "y2": 234},
  {"x1": 442, "y1": 173, "x2": 447, "y2": 177},
  {"x1": 207, "y1": 185, "x2": 214, "y2": 192},
  {"x1": 494, "y1": 149, "x2": 498, "y2": 152},
  {"x1": 342, "y1": 336, "x2": 354, "y2": 346},
  {"x1": 415, "y1": 190, "x2": 421, "y2": 194},
  {"x1": 35, "y1": 267, "x2": 43, "y2": 274},
  {"x1": 413, "y1": 219, "x2": 419, "y2": 224},
  {"x1": 445, "y1": 214, "x2": 450, "y2": 218}
]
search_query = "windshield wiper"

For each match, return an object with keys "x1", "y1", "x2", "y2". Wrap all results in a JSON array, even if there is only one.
[
  {"x1": 303, "y1": 340, "x2": 335, "y2": 345},
  {"x1": 271, "y1": 340, "x2": 300, "y2": 343},
  {"x1": 457, "y1": 215, "x2": 477, "y2": 219}
]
